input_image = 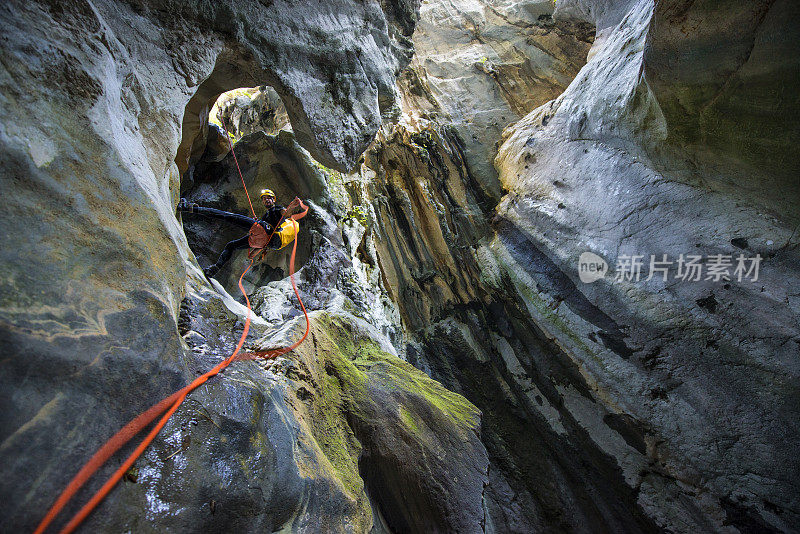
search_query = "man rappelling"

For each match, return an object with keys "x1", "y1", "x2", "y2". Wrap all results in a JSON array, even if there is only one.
[
  {"x1": 178, "y1": 189, "x2": 302, "y2": 278},
  {"x1": 35, "y1": 106, "x2": 312, "y2": 533}
]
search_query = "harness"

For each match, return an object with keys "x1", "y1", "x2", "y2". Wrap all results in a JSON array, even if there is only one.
[{"x1": 248, "y1": 209, "x2": 306, "y2": 261}]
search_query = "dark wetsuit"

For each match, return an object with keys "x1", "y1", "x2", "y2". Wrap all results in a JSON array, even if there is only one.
[{"x1": 184, "y1": 205, "x2": 285, "y2": 274}]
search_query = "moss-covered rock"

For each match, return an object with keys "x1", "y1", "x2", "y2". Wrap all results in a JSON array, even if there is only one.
[{"x1": 264, "y1": 312, "x2": 488, "y2": 534}]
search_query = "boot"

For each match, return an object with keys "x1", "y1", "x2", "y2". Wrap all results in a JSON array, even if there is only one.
[{"x1": 203, "y1": 264, "x2": 219, "y2": 278}]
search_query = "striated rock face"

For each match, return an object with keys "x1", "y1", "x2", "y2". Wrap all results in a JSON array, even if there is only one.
[
  {"x1": 0, "y1": 0, "x2": 494, "y2": 532},
  {"x1": 397, "y1": 0, "x2": 594, "y2": 200},
  {"x1": 3, "y1": 0, "x2": 798, "y2": 532},
  {"x1": 347, "y1": 2, "x2": 664, "y2": 531},
  {"x1": 362, "y1": 97, "x2": 661, "y2": 533},
  {"x1": 361, "y1": 0, "x2": 594, "y2": 328},
  {"x1": 493, "y1": 0, "x2": 800, "y2": 530},
  {"x1": 339, "y1": 0, "x2": 799, "y2": 532}
]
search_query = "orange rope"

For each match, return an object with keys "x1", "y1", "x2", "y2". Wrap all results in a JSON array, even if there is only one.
[
  {"x1": 222, "y1": 121, "x2": 257, "y2": 219},
  {"x1": 239, "y1": 208, "x2": 310, "y2": 361},
  {"x1": 34, "y1": 123, "x2": 311, "y2": 534}
]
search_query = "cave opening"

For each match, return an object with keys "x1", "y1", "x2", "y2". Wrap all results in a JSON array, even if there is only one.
[{"x1": 174, "y1": 83, "x2": 322, "y2": 296}]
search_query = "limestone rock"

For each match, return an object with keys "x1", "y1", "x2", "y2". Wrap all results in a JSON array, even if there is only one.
[
  {"x1": 212, "y1": 85, "x2": 291, "y2": 141},
  {"x1": 397, "y1": 0, "x2": 594, "y2": 201},
  {"x1": 342, "y1": 0, "x2": 800, "y2": 531},
  {"x1": 4, "y1": 0, "x2": 798, "y2": 531},
  {"x1": 264, "y1": 313, "x2": 489, "y2": 534},
  {"x1": 0, "y1": 0, "x2": 473, "y2": 531},
  {"x1": 362, "y1": 108, "x2": 662, "y2": 534},
  {"x1": 491, "y1": 0, "x2": 800, "y2": 530},
  {"x1": 645, "y1": 0, "x2": 800, "y2": 195}
]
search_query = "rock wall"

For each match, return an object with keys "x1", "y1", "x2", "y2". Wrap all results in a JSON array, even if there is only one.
[
  {"x1": 349, "y1": 1, "x2": 661, "y2": 531},
  {"x1": 0, "y1": 0, "x2": 494, "y2": 532},
  {"x1": 397, "y1": 0, "x2": 594, "y2": 201},
  {"x1": 169, "y1": 288, "x2": 488, "y2": 533},
  {"x1": 214, "y1": 86, "x2": 291, "y2": 140},
  {"x1": 493, "y1": 0, "x2": 799, "y2": 530},
  {"x1": 291, "y1": 0, "x2": 800, "y2": 532},
  {"x1": 3, "y1": 0, "x2": 798, "y2": 532},
  {"x1": 344, "y1": 0, "x2": 799, "y2": 531}
]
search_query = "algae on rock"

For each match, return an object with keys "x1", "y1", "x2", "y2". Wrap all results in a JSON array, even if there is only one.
[{"x1": 280, "y1": 313, "x2": 488, "y2": 534}]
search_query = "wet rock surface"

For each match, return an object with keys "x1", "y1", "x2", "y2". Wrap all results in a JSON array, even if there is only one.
[
  {"x1": 326, "y1": 0, "x2": 799, "y2": 532},
  {"x1": 3, "y1": 0, "x2": 799, "y2": 532},
  {"x1": 127, "y1": 283, "x2": 488, "y2": 533},
  {"x1": 0, "y1": 0, "x2": 492, "y2": 532}
]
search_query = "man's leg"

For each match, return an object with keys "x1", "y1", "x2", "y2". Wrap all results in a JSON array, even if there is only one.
[{"x1": 204, "y1": 234, "x2": 250, "y2": 277}]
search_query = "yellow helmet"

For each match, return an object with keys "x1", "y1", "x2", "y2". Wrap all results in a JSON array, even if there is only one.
[{"x1": 260, "y1": 188, "x2": 276, "y2": 200}]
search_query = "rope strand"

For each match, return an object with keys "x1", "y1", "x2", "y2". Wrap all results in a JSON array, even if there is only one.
[
  {"x1": 222, "y1": 121, "x2": 258, "y2": 220},
  {"x1": 34, "y1": 122, "x2": 310, "y2": 534}
]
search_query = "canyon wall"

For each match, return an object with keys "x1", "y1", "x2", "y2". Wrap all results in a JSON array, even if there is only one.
[
  {"x1": 1, "y1": 1, "x2": 491, "y2": 532},
  {"x1": 1, "y1": 0, "x2": 798, "y2": 532},
  {"x1": 354, "y1": 0, "x2": 800, "y2": 531}
]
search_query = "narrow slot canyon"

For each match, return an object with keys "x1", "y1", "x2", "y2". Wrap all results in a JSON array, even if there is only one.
[{"x1": 1, "y1": 1, "x2": 798, "y2": 533}]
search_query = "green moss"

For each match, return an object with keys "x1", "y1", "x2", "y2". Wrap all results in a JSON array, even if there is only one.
[
  {"x1": 311, "y1": 370, "x2": 364, "y2": 499},
  {"x1": 399, "y1": 405, "x2": 421, "y2": 434},
  {"x1": 318, "y1": 313, "x2": 480, "y2": 430},
  {"x1": 302, "y1": 342, "x2": 364, "y2": 496},
  {"x1": 295, "y1": 312, "x2": 484, "y2": 532},
  {"x1": 345, "y1": 205, "x2": 369, "y2": 227},
  {"x1": 380, "y1": 358, "x2": 479, "y2": 429},
  {"x1": 311, "y1": 159, "x2": 350, "y2": 211}
]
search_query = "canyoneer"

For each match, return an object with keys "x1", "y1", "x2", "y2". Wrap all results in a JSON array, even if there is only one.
[{"x1": 178, "y1": 189, "x2": 302, "y2": 278}]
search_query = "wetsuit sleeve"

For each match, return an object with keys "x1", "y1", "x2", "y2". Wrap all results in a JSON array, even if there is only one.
[{"x1": 192, "y1": 206, "x2": 256, "y2": 230}]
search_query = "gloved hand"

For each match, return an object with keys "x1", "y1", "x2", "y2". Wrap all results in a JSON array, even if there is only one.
[
  {"x1": 177, "y1": 198, "x2": 198, "y2": 213},
  {"x1": 285, "y1": 197, "x2": 302, "y2": 215}
]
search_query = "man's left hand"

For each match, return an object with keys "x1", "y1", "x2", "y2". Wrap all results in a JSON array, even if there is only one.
[{"x1": 285, "y1": 197, "x2": 302, "y2": 215}]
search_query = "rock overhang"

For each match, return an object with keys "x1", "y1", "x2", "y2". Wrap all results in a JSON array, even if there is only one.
[{"x1": 171, "y1": 0, "x2": 421, "y2": 176}]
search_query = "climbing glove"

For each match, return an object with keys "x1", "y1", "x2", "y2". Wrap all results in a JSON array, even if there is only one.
[{"x1": 177, "y1": 198, "x2": 198, "y2": 213}]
